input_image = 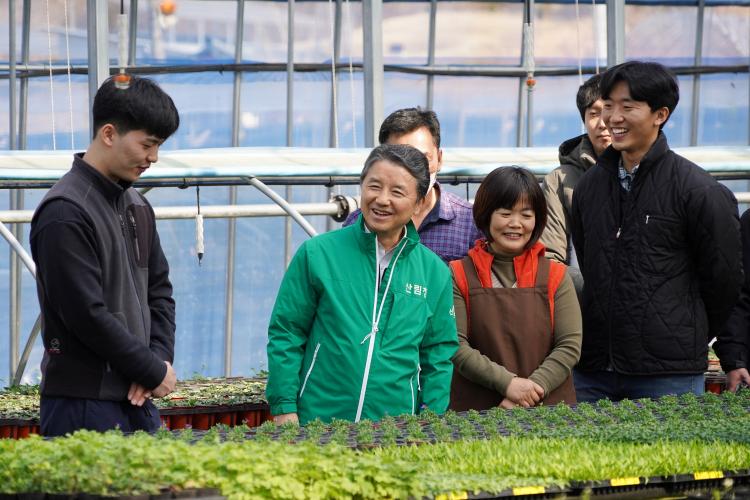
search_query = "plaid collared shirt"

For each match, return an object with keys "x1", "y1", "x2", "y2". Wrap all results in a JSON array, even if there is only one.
[
  {"x1": 344, "y1": 183, "x2": 482, "y2": 264},
  {"x1": 618, "y1": 159, "x2": 640, "y2": 192}
]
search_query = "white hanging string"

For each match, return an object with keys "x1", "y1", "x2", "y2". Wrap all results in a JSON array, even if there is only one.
[
  {"x1": 63, "y1": 0, "x2": 75, "y2": 150},
  {"x1": 345, "y1": 0, "x2": 357, "y2": 148},
  {"x1": 328, "y1": 0, "x2": 339, "y2": 148},
  {"x1": 574, "y1": 0, "x2": 583, "y2": 87},
  {"x1": 44, "y1": 0, "x2": 57, "y2": 150}
]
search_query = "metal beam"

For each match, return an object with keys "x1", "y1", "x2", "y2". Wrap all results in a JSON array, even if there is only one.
[
  {"x1": 224, "y1": 0, "x2": 246, "y2": 379},
  {"x1": 87, "y1": 0, "x2": 110, "y2": 138},
  {"x1": 18, "y1": 0, "x2": 30, "y2": 149},
  {"x1": 285, "y1": 0, "x2": 296, "y2": 266},
  {"x1": 362, "y1": 0, "x2": 384, "y2": 147},
  {"x1": 9, "y1": 0, "x2": 17, "y2": 150},
  {"x1": 606, "y1": 0, "x2": 625, "y2": 66},
  {"x1": 0, "y1": 202, "x2": 348, "y2": 224},
  {"x1": 286, "y1": 0, "x2": 295, "y2": 147},
  {"x1": 426, "y1": 0, "x2": 437, "y2": 109},
  {"x1": 329, "y1": 0, "x2": 343, "y2": 148},
  {"x1": 690, "y1": 0, "x2": 705, "y2": 146}
]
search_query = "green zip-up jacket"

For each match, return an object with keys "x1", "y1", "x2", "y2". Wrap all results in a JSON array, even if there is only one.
[{"x1": 266, "y1": 215, "x2": 458, "y2": 424}]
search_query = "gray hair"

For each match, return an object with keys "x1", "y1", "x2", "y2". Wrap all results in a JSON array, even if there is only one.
[{"x1": 360, "y1": 144, "x2": 430, "y2": 201}]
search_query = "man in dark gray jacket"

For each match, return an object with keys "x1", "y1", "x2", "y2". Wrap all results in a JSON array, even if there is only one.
[
  {"x1": 571, "y1": 61, "x2": 743, "y2": 401},
  {"x1": 31, "y1": 76, "x2": 180, "y2": 436}
]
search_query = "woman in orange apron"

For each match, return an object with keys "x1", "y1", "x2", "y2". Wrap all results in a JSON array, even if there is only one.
[{"x1": 450, "y1": 166, "x2": 582, "y2": 410}]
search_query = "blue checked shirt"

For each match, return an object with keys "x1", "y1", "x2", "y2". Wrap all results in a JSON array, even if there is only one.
[
  {"x1": 344, "y1": 184, "x2": 482, "y2": 264},
  {"x1": 618, "y1": 160, "x2": 640, "y2": 192}
]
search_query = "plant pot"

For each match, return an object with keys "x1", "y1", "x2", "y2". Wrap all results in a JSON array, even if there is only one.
[
  {"x1": 169, "y1": 415, "x2": 191, "y2": 430},
  {"x1": 16, "y1": 425, "x2": 32, "y2": 439},
  {"x1": 0, "y1": 424, "x2": 17, "y2": 439},
  {"x1": 214, "y1": 412, "x2": 235, "y2": 427},
  {"x1": 191, "y1": 413, "x2": 213, "y2": 431}
]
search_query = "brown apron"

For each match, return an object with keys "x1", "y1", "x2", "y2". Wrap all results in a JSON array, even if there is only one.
[{"x1": 449, "y1": 254, "x2": 576, "y2": 411}]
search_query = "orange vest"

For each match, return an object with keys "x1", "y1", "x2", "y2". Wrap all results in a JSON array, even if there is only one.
[{"x1": 450, "y1": 240, "x2": 566, "y2": 333}]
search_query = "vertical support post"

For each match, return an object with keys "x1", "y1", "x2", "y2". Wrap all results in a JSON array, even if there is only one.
[
  {"x1": 606, "y1": 0, "x2": 625, "y2": 67},
  {"x1": 426, "y1": 0, "x2": 437, "y2": 110},
  {"x1": 516, "y1": 0, "x2": 530, "y2": 147},
  {"x1": 128, "y1": 0, "x2": 139, "y2": 66},
  {"x1": 362, "y1": 0, "x2": 384, "y2": 147},
  {"x1": 9, "y1": 0, "x2": 17, "y2": 150},
  {"x1": 87, "y1": 0, "x2": 110, "y2": 138},
  {"x1": 285, "y1": 0, "x2": 295, "y2": 266},
  {"x1": 525, "y1": 0, "x2": 535, "y2": 147},
  {"x1": 690, "y1": 0, "x2": 705, "y2": 146},
  {"x1": 9, "y1": 190, "x2": 23, "y2": 384},
  {"x1": 18, "y1": 0, "x2": 30, "y2": 149},
  {"x1": 329, "y1": 0, "x2": 343, "y2": 148},
  {"x1": 327, "y1": 0, "x2": 343, "y2": 232},
  {"x1": 223, "y1": 0, "x2": 245, "y2": 378}
]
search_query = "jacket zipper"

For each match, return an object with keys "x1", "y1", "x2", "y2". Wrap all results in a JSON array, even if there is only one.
[
  {"x1": 298, "y1": 342, "x2": 321, "y2": 398},
  {"x1": 115, "y1": 198, "x2": 148, "y2": 340},
  {"x1": 355, "y1": 237, "x2": 408, "y2": 422},
  {"x1": 128, "y1": 211, "x2": 141, "y2": 259}
]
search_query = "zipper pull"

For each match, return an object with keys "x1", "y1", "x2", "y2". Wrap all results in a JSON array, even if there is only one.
[
  {"x1": 645, "y1": 215, "x2": 650, "y2": 224},
  {"x1": 616, "y1": 227, "x2": 622, "y2": 239},
  {"x1": 128, "y1": 212, "x2": 141, "y2": 257},
  {"x1": 361, "y1": 326, "x2": 378, "y2": 344}
]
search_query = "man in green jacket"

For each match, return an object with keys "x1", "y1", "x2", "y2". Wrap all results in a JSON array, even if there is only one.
[{"x1": 266, "y1": 144, "x2": 458, "y2": 425}]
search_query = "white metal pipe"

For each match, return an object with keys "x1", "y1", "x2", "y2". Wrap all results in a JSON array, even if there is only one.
[
  {"x1": 248, "y1": 178, "x2": 319, "y2": 237},
  {"x1": 0, "y1": 202, "x2": 349, "y2": 224},
  {"x1": 0, "y1": 220, "x2": 36, "y2": 277}
]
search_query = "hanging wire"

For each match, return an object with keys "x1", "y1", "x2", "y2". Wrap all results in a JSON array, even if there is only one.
[
  {"x1": 328, "y1": 0, "x2": 339, "y2": 148},
  {"x1": 345, "y1": 0, "x2": 357, "y2": 148},
  {"x1": 63, "y1": 0, "x2": 75, "y2": 149},
  {"x1": 195, "y1": 185, "x2": 204, "y2": 265},
  {"x1": 44, "y1": 0, "x2": 57, "y2": 150}
]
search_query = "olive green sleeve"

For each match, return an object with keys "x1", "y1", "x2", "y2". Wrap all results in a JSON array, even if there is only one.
[
  {"x1": 528, "y1": 271, "x2": 582, "y2": 395},
  {"x1": 450, "y1": 276, "x2": 516, "y2": 396}
]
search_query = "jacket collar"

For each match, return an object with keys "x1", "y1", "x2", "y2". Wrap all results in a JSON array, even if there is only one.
[
  {"x1": 598, "y1": 131, "x2": 670, "y2": 180},
  {"x1": 72, "y1": 153, "x2": 131, "y2": 201},
  {"x1": 558, "y1": 134, "x2": 597, "y2": 172},
  {"x1": 354, "y1": 212, "x2": 420, "y2": 255},
  {"x1": 467, "y1": 239, "x2": 547, "y2": 288}
]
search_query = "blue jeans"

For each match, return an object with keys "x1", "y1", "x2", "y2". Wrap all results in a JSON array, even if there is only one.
[
  {"x1": 40, "y1": 396, "x2": 161, "y2": 437},
  {"x1": 573, "y1": 369, "x2": 705, "y2": 402}
]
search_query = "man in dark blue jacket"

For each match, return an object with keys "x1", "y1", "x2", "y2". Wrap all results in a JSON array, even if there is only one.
[
  {"x1": 571, "y1": 61, "x2": 743, "y2": 401},
  {"x1": 31, "y1": 76, "x2": 180, "y2": 436}
]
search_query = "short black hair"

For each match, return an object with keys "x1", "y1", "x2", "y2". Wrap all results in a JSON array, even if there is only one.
[
  {"x1": 92, "y1": 75, "x2": 180, "y2": 140},
  {"x1": 473, "y1": 166, "x2": 547, "y2": 249},
  {"x1": 600, "y1": 61, "x2": 679, "y2": 129},
  {"x1": 360, "y1": 144, "x2": 430, "y2": 201},
  {"x1": 378, "y1": 107, "x2": 441, "y2": 148},
  {"x1": 576, "y1": 73, "x2": 603, "y2": 121}
]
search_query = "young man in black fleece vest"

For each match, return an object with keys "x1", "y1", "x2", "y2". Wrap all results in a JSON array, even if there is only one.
[{"x1": 31, "y1": 76, "x2": 180, "y2": 436}]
